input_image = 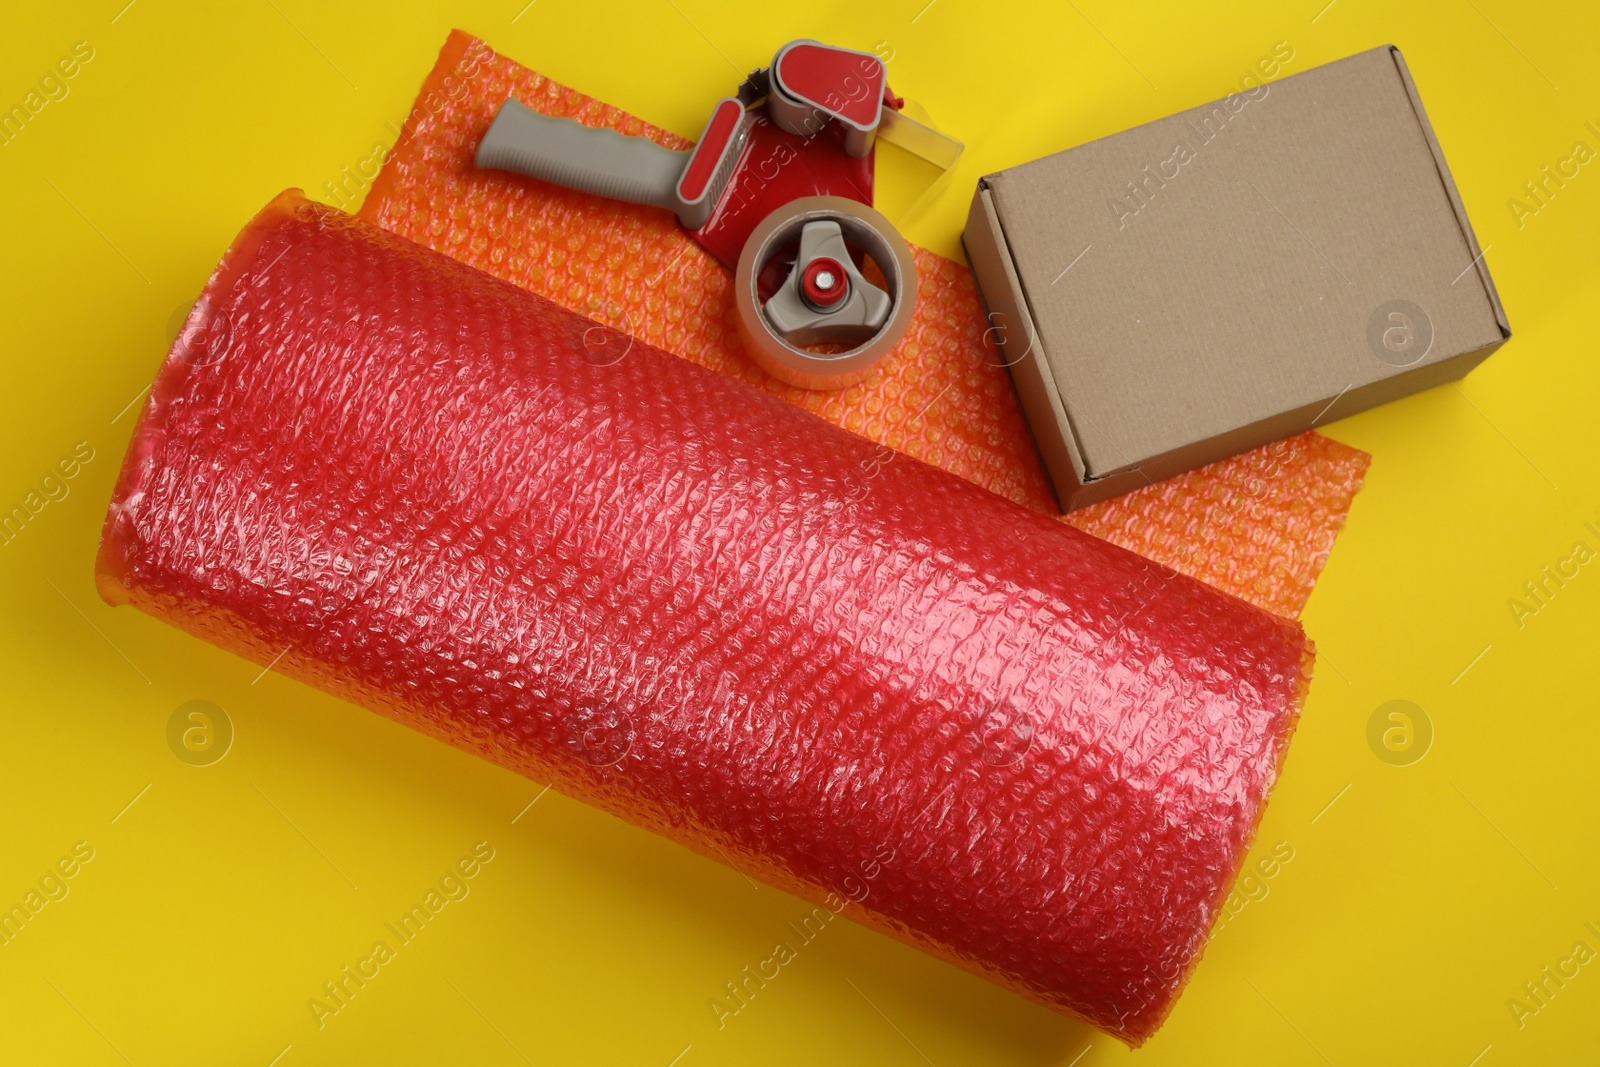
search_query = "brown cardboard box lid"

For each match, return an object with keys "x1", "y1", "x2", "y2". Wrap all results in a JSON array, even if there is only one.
[{"x1": 979, "y1": 45, "x2": 1509, "y2": 484}]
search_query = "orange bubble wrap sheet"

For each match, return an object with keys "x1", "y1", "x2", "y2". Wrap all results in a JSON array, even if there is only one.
[{"x1": 357, "y1": 31, "x2": 1369, "y2": 620}]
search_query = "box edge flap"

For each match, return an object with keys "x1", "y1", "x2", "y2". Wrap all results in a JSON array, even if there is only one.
[
  {"x1": 1386, "y1": 43, "x2": 1513, "y2": 340},
  {"x1": 979, "y1": 179, "x2": 1143, "y2": 483}
]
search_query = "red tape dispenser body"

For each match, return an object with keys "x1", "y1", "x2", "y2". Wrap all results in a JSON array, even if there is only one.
[{"x1": 474, "y1": 39, "x2": 961, "y2": 390}]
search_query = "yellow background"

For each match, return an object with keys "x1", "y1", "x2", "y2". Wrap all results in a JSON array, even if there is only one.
[{"x1": 1, "y1": 1, "x2": 1595, "y2": 1063}]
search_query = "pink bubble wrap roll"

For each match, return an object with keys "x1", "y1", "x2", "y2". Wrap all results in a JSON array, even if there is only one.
[{"x1": 97, "y1": 192, "x2": 1312, "y2": 1044}]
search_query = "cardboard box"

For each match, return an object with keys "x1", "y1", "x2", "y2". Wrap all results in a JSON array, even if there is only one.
[{"x1": 963, "y1": 45, "x2": 1510, "y2": 512}]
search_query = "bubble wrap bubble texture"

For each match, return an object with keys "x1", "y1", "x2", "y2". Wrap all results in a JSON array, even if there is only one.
[
  {"x1": 97, "y1": 193, "x2": 1312, "y2": 1044},
  {"x1": 357, "y1": 31, "x2": 1370, "y2": 620}
]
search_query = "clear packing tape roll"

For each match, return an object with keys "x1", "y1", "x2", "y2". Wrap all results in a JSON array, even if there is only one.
[{"x1": 98, "y1": 192, "x2": 1312, "y2": 1044}]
